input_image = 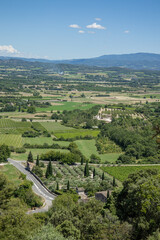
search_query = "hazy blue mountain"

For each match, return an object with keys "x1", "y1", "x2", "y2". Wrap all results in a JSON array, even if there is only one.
[{"x1": 1, "y1": 53, "x2": 160, "y2": 70}]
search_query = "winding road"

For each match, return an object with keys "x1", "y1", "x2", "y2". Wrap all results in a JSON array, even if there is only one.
[{"x1": 7, "y1": 158, "x2": 56, "y2": 213}]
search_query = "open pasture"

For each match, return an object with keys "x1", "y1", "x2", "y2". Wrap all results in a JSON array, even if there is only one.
[{"x1": 101, "y1": 165, "x2": 160, "y2": 182}]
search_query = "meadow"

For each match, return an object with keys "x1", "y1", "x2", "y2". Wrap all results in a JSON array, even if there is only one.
[
  {"x1": 11, "y1": 148, "x2": 69, "y2": 161},
  {"x1": 36, "y1": 101, "x2": 95, "y2": 112},
  {"x1": 0, "y1": 164, "x2": 22, "y2": 186},
  {"x1": 75, "y1": 139, "x2": 120, "y2": 163},
  {"x1": 101, "y1": 165, "x2": 160, "y2": 182}
]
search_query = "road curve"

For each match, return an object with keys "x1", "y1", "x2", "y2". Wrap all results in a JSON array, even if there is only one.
[{"x1": 8, "y1": 158, "x2": 56, "y2": 213}]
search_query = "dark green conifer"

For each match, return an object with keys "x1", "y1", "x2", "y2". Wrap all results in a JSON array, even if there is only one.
[
  {"x1": 45, "y1": 160, "x2": 52, "y2": 178},
  {"x1": 93, "y1": 168, "x2": 96, "y2": 178},
  {"x1": 84, "y1": 161, "x2": 89, "y2": 177},
  {"x1": 56, "y1": 182, "x2": 59, "y2": 190},
  {"x1": 67, "y1": 180, "x2": 70, "y2": 190},
  {"x1": 113, "y1": 176, "x2": 116, "y2": 187},
  {"x1": 107, "y1": 190, "x2": 110, "y2": 198},
  {"x1": 81, "y1": 157, "x2": 84, "y2": 165},
  {"x1": 36, "y1": 155, "x2": 39, "y2": 166},
  {"x1": 102, "y1": 172, "x2": 105, "y2": 180},
  {"x1": 27, "y1": 151, "x2": 33, "y2": 163}
]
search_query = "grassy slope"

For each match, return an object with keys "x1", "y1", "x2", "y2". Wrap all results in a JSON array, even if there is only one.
[
  {"x1": 0, "y1": 134, "x2": 23, "y2": 147},
  {"x1": 0, "y1": 164, "x2": 22, "y2": 186},
  {"x1": 75, "y1": 139, "x2": 120, "y2": 163}
]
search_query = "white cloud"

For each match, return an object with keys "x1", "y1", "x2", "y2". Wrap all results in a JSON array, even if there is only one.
[
  {"x1": 79, "y1": 30, "x2": 85, "y2": 34},
  {"x1": 86, "y1": 22, "x2": 106, "y2": 30},
  {"x1": 95, "y1": 18, "x2": 101, "y2": 21},
  {"x1": 124, "y1": 30, "x2": 130, "y2": 34},
  {"x1": 0, "y1": 45, "x2": 19, "y2": 54},
  {"x1": 88, "y1": 31, "x2": 95, "y2": 34},
  {"x1": 69, "y1": 24, "x2": 81, "y2": 29}
]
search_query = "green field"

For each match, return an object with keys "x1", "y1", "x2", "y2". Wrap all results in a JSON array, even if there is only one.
[
  {"x1": 40, "y1": 121, "x2": 74, "y2": 132},
  {"x1": 11, "y1": 148, "x2": 69, "y2": 161},
  {"x1": 0, "y1": 164, "x2": 22, "y2": 186},
  {"x1": 0, "y1": 134, "x2": 23, "y2": 147},
  {"x1": 101, "y1": 166, "x2": 160, "y2": 182},
  {"x1": 24, "y1": 137, "x2": 54, "y2": 145},
  {"x1": 54, "y1": 129, "x2": 100, "y2": 139},
  {"x1": 36, "y1": 101, "x2": 95, "y2": 112},
  {"x1": 75, "y1": 139, "x2": 120, "y2": 163},
  {"x1": 0, "y1": 119, "x2": 32, "y2": 134}
]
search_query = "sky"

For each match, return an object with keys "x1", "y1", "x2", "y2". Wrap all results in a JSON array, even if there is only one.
[{"x1": 0, "y1": 0, "x2": 160, "y2": 59}]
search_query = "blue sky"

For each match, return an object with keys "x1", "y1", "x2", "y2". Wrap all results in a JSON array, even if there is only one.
[{"x1": 0, "y1": 0, "x2": 160, "y2": 59}]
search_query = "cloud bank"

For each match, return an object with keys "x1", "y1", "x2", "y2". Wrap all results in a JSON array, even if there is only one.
[{"x1": 0, "y1": 45, "x2": 19, "y2": 54}]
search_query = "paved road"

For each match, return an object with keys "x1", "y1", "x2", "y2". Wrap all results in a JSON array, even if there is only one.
[{"x1": 8, "y1": 158, "x2": 56, "y2": 213}]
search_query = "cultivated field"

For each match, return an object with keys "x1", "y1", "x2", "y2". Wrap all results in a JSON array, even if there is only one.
[
  {"x1": 101, "y1": 166, "x2": 160, "y2": 182},
  {"x1": 0, "y1": 134, "x2": 23, "y2": 147}
]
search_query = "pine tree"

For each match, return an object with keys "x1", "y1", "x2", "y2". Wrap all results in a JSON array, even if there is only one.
[
  {"x1": 56, "y1": 182, "x2": 59, "y2": 190},
  {"x1": 102, "y1": 172, "x2": 105, "y2": 180},
  {"x1": 113, "y1": 176, "x2": 116, "y2": 187},
  {"x1": 36, "y1": 155, "x2": 39, "y2": 166},
  {"x1": 84, "y1": 161, "x2": 89, "y2": 177},
  {"x1": 67, "y1": 180, "x2": 70, "y2": 190},
  {"x1": 27, "y1": 151, "x2": 33, "y2": 163},
  {"x1": 93, "y1": 168, "x2": 96, "y2": 178}
]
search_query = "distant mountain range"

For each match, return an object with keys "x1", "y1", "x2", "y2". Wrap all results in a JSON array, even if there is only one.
[{"x1": 1, "y1": 53, "x2": 160, "y2": 70}]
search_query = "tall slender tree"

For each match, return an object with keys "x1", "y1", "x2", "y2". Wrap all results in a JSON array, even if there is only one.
[
  {"x1": 84, "y1": 161, "x2": 89, "y2": 177},
  {"x1": 36, "y1": 155, "x2": 39, "y2": 166},
  {"x1": 56, "y1": 182, "x2": 59, "y2": 190},
  {"x1": 93, "y1": 168, "x2": 96, "y2": 178},
  {"x1": 113, "y1": 177, "x2": 116, "y2": 187},
  {"x1": 102, "y1": 172, "x2": 105, "y2": 181},
  {"x1": 27, "y1": 151, "x2": 33, "y2": 163},
  {"x1": 45, "y1": 160, "x2": 53, "y2": 178},
  {"x1": 67, "y1": 180, "x2": 70, "y2": 191}
]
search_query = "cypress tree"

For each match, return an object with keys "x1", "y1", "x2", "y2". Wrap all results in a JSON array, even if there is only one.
[
  {"x1": 48, "y1": 160, "x2": 53, "y2": 176},
  {"x1": 56, "y1": 182, "x2": 59, "y2": 190},
  {"x1": 84, "y1": 161, "x2": 89, "y2": 177},
  {"x1": 102, "y1": 172, "x2": 105, "y2": 180},
  {"x1": 81, "y1": 157, "x2": 84, "y2": 165},
  {"x1": 113, "y1": 176, "x2": 116, "y2": 187},
  {"x1": 67, "y1": 180, "x2": 70, "y2": 190},
  {"x1": 36, "y1": 155, "x2": 39, "y2": 166},
  {"x1": 27, "y1": 151, "x2": 33, "y2": 163},
  {"x1": 45, "y1": 160, "x2": 52, "y2": 178},
  {"x1": 45, "y1": 164, "x2": 49, "y2": 178},
  {"x1": 93, "y1": 168, "x2": 96, "y2": 178},
  {"x1": 107, "y1": 190, "x2": 110, "y2": 198}
]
